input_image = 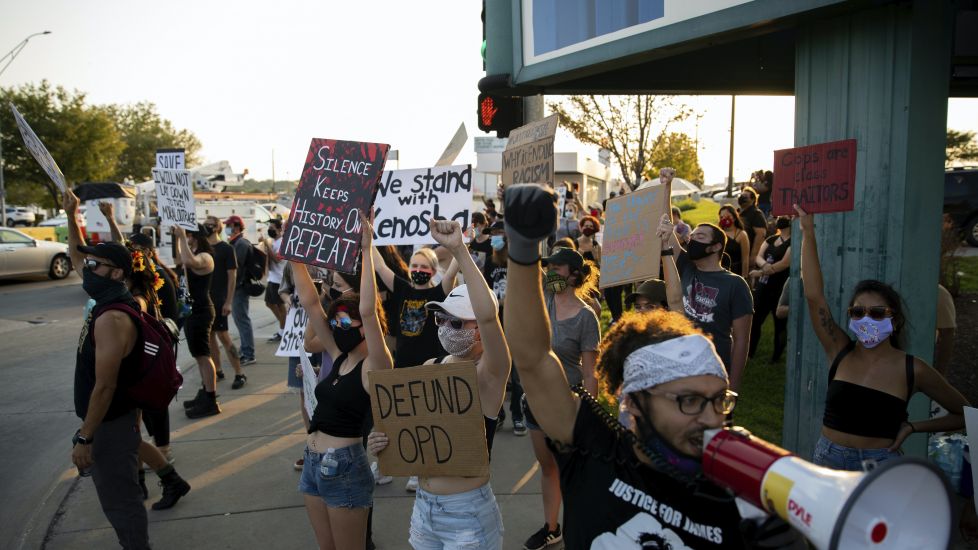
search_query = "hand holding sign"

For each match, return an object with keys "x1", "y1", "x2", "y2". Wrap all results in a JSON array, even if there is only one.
[
  {"x1": 656, "y1": 213, "x2": 674, "y2": 246},
  {"x1": 793, "y1": 204, "x2": 814, "y2": 232},
  {"x1": 360, "y1": 208, "x2": 375, "y2": 249},
  {"x1": 63, "y1": 189, "x2": 80, "y2": 216}
]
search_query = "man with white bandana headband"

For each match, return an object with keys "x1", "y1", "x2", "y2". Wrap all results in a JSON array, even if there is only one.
[{"x1": 501, "y1": 184, "x2": 803, "y2": 550}]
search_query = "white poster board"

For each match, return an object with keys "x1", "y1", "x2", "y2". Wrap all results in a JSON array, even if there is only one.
[
  {"x1": 152, "y1": 168, "x2": 197, "y2": 230},
  {"x1": 10, "y1": 104, "x2": 66, "y2": 193},
  {"x1": 372, "y1": 164, "x2": 474, "y2": 245},
  {"x1": 299, "y1": 351, "x2": 319, "y2": 419},
  {"x1": 276, "y1": 303, "x2": 311, "y2": 357},
  {"x1": 156, "y1": 148, "x2": 185, "y2": 171}
]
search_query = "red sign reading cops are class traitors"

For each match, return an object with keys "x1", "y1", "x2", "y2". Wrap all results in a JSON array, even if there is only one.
[{"x1": 771, "y1": 139, "x2": 856, "y2": 216}]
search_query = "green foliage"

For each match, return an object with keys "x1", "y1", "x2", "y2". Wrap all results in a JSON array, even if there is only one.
[
  {"x1": 643, "y1": 132, "x2": 704, "y2": 184},
  {"x1": 947, "y1": 129, "x2": 978, "y2": 165},
  {"x1": 674, "y1": 198, "x2": 721, "y2": 226},
  {"x1": 674, "y1": 199, "x2": 697, "y2": 212},
  {"x1": 953, "y1": 256, "x2": 978, "y2": 295},
  {"x1": 106, "y1": 102, "x2": 202, "y2": 182}
]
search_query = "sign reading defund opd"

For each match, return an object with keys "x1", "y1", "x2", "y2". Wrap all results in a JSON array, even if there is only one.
[
  {"x1": 501, "y1": 114, "x2": 558, "y2": 188},
  {"x1": 369, "y1": 361, "x2": 488, "y2": 477},
  {"x1": 600, "y1": 184, "x2": 669, "y2": 289},
  {"x1": 373, "y1": 165, "x2": 473, "y2": 245},
  {"x1": 282, "y1": 139, "x2": 390, "y2": 274},
  {"x1": 152, "y1": 169, "x2": 197, "y2": 230}
]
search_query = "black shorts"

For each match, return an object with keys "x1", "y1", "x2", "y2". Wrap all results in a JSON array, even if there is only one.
[
  {"x1": 212, "y1": 314, "x2": 229, "y2": 332},
  {"x1": 265, "y1": 282, "x2": 283, "y2": 305},
  {"x1": 184, "y1": 308, "x2": 215, "y2": 357}
]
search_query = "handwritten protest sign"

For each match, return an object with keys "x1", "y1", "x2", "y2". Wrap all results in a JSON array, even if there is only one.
[
  {"x1": 276, "y1": 302, "x2": 310, "y2": 357},
  {"x1": 435, "y1": 123, "x2": 468, "y2": 167},
  {"x1": 281, "y1": 139, "x2": 390, "y2": 274},
  {"x1": 501, "y1": 114, "x2": 558, "y2": 188},
  {"x1": 369, "y1": 361, "x2": 488, "y2": 477},
  {"x1": 152, "y1": 169, "x2": 197, "y2": 230},
  {"x1": 772, "y1": 139, "x2": 856, "y2": 216},
  {"x1": 600, "y1": 184, "x2": 669, "y2": 289},
  {"x1": 156, "y1": 148, "x2": 185, "y2": 170},
  {"x1": 299, "y1": 352, "x2": 319, "y2": 419},
  {"x1": 373, "y1": 165, "x2": 473, "y2": 245},
  {"x1": 10, "y1": 104, "x2": 66, "y2": 193}
]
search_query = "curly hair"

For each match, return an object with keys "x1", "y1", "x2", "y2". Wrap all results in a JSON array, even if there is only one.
[
  {"x1": 325, "y1": 292, "x2": 388, "y2": 336},
  {"x1": 579, "y1": 215, "x2": 601, "y2": 232},
  {"x1": 595, "y1": 309, "x2": 706, "y2": 396},
  {"x1": 569, "y1": 260, "x2": 599, "y2": 301}
]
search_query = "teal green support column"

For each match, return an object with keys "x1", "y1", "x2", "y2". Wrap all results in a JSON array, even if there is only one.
[{"x1": 784, "y1": 0, "x2": 953, "y2": 458}]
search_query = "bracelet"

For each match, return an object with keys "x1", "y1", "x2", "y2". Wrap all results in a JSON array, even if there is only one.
[
  {"x1": 661, "y1": 247, "x2": 674, "y2": 256},
  {"x1": 907, "y1": 421, "x2": 915, "y2": 433}
]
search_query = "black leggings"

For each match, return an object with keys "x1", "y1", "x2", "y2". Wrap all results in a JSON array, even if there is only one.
[
  {"x1": 142, "y1": 408, "x2": 170, "y2": 447},
  {"x1": 749, "y1": 279, "x2": 787, "y2": 361}
]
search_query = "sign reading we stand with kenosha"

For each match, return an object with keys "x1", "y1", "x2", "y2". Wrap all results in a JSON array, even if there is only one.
[
  {"x1": 771, "y1": 139, "x2": 857, "y2": 216},
  {"x1": 281, "y1": 139, "x2": 390, "y2": 274}
]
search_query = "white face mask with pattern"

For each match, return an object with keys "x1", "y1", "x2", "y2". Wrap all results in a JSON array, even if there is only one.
[{"x1": 437, "y1": 325, "x2": 478, "y2": 357}]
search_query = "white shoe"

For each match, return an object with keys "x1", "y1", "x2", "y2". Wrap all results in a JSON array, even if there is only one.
[
  {"x1": 371, "y1": 462, "x2": 393, "y2": 485},
  {"x1": 405, "y1": 475, "x2": 418, "y2": 492}
]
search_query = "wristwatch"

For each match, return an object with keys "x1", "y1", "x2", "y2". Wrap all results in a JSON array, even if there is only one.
[
  {"x1": 72, "y1": 429, "x2": 93, "y2": 446},
  {"x1": 661, "y1": 247, "x2": 674, "y2": 256}
]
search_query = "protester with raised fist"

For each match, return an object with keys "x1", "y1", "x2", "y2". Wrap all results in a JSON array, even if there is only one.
[{"x1": 795, "y1": 205, "x2": 969, "y2": 470}]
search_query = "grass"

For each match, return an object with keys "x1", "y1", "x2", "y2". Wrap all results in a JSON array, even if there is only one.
[
  {"x1": 954, "y1": 256, "x2": 978, "y2": 294},
  {"x1": 674, "y1": 198, "x2": 721, "y2": 227}
]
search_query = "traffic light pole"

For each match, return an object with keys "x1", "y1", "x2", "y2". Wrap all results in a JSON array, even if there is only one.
[{"x1": 522, "y1": 95, "x2": 544, "y2": 124}]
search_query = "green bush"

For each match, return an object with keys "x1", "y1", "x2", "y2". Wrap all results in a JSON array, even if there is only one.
[{"x1": 674, "y1": 199, "x2": 697, "y2": 212}]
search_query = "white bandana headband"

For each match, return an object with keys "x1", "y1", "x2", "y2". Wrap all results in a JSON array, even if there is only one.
[{"x1": 621, "y1": 334, "x2": 728, "y2": 395}]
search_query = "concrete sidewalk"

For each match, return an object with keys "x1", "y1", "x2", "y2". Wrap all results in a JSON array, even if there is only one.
[{"x1": 36, "y1": 306, "x2": 553, "y2": 550}]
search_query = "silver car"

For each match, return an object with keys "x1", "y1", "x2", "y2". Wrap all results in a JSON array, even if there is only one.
[{"x1": 0, "y1": 228, "x2": 73, "y2": 280}]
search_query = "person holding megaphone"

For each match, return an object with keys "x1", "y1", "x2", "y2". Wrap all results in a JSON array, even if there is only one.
[
  {"x1": 501, "y1": 184, "x2": 805, "y2": 549},
  {"x1": 794, "y1": 204, "x2": 968, "y2": 470}
]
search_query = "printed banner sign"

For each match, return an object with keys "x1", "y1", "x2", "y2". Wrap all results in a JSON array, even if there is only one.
[
  {"x1": 600, "y1": 184, "x2": 669, "y2": 289},
  {"x1": 369, "y1": 361, "x2": 488, "y2": 477},
  {"x1": 299, "y1": 351, "x2": 319, "y2": 420},
  {"x1": 373, "y1": 165, "x2": 473, "y2": 245},
  {"x1": 152, "y1": 168, "x2": 197, "y2": 230},
  {"x1": 10, "y1": 104, "x2": 67, "y2": 193},
  {"x1": 772, "y1": 139, "x2": 857, "y2": 216},
  {"x1": 501, "y1": 114, "x2": 558, "y2": 188},
  {"x1": 276, "y1": 302, "x2": 311, "y2": 357},
  {"x1": 281, "y1": 138, "x2": 390, "y2": 274}
]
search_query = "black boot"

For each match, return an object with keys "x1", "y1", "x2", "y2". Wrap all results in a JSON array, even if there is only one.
[
  {"x1": 138, "y1": 469, "x2": 149, "y2": 500},
  {"x1": 185, "y1": 391, "x2": 221, "y2": 419},
  {"x1": 152, "y1": 466, "x2": 190, "y2": 510},
  {"x1": 183, "y1": 386, "x2": 206, "y2": 410}
]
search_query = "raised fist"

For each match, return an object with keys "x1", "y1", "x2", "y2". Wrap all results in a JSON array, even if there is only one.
[{"x1": 503, "y1": 184, "x2": 558, "y2": 265}]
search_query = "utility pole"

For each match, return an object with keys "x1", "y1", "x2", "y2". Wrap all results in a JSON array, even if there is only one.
[
  {"x1": 726, "y1": 95, "x2": 736, "y2": 196},
  {"x1": 271, "y1": 148, "x2": 276, "y2": 193}
]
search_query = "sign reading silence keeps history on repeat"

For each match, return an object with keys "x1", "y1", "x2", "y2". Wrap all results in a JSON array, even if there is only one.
[
  {"x1": 600, "y1": 184, "x2": 669, "y2": 289},
  {"x1": 281, "y1": 138, "x2": 390, "y2": 274},
  {"x1": 772, "y1": 139, "x2": 857, "y2": 216},
  {"x1": 368, "y1": 361, "x2": 489, "y2": 478},
  {"x1": 373, "y1": 165, "x2": 474, "y2": 246}
]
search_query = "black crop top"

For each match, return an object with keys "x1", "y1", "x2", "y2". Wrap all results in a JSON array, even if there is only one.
[
  {"x1": 309, "y1": 354, "x2": 371, "y2": 438},
  {"x1": 432, "y1": 356, "x2": 498, "y2": 457},
  {"x1": 822, "y1": 341, "x2": 914, "y2": 440}
]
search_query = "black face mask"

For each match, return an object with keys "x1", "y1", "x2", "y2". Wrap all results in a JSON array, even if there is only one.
[
  {"x1": 268, "y1": 228, "x2": 279, "y2": 239},
  {"x1": 737, "y1": 196, "x2": 751, "y2": 207},
  {"x1": 686, "y1": 240, "x2": 716, "y2": 261},
  {"x1": 82, "y1": 267, "x2": 132, "y2": 306},
  {"x1": 410, "y1": 270, "x2": 432, "y2": 286},
  {"x1": 328, "y1": 287, "x2": 352, "y2": 301},
  {"x1": 333, "y1": 326, "x2": 364, "y2": 354}
]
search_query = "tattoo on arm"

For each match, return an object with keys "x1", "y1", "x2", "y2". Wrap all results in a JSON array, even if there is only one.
[{"x1": 817, "y1": 307, "x2": 838, "y2": 343}]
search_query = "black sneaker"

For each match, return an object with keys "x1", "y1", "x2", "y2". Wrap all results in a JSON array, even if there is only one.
[
  {"x1": 524, "y1": 524, "x2": 562, "y2": 550},
  {"x1": 182, "y1": 387, "x2": 206, "y2": 410},
  {"x1": 152, "y1": 471, "x2": 190, "y2": 510},
  {"x1": 497, "y1": 409, "x2": 506, "y2": 431},
  {"x1": 231, "y1": 374, "x2": 247, "y2": 390},
  {"x1": 513, "y1": 419, "x2": 528, "y2": 436},
  {"x1": 216, "y1": 369, "x2": 226, "y2": 380},
  {"x1": 240, "y1": 357, "x2": 257, "y2": 366},
  {"x1": 267, "y1": 332, "x2": 282, "y2": 342},
  {"x1": 185, "y1": 395, "x2": 221, "y2": 419}
]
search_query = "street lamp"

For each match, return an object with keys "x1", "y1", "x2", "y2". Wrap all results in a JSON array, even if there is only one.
[{"x1": 0, "y1": 30, "x2": 52, "y2": 227}]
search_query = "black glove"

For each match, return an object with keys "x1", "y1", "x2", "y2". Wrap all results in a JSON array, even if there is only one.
[
  {"x1": 740, "y1": 515, "x2": 809, "y2": 549},
  {"x1": 503, "y1": 184, "x2": 558, "y2": 265}
]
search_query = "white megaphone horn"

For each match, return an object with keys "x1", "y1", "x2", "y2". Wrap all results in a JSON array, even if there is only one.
[{"x1": 702, "y1": 428, "x2": 953, "y2": 549}]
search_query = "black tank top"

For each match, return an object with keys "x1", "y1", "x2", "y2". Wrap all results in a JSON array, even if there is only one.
[
  {"x1": 186, "y1": 268, "x2": 213, "y2": 313},
  {"x1": 721, "y1": 230, "x2": 743, "y2": 275},
  {"x1": 433, "y1": 356, "x2": 498, "y2": 457},
  {"x1": 74, "y1": 299, "x2": 141, "y2": 421},
  {"x1": 309, "y1": 354, "x2": 371, "y2": 438},
  {"x1": 822, "y1": 341, "x2": 914, "y2": 439}
]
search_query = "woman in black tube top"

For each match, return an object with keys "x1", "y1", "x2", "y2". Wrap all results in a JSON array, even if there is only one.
[{"x1": 795, "y1": 205, "x2": 968, "y2": 471}]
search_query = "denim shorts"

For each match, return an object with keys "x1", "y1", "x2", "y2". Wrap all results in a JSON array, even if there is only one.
[
  {"x1": 409, "y1": 483, "x2": 504, "y2": 550},
  {"x1": 812, "y1": 435, "x2": 902, "y2": 472},
  {"x1": 298, "y1": 444, "x2": 373, "y2": 508}
]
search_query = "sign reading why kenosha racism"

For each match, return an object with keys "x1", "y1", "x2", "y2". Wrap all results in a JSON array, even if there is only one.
[
  {"x1": 772, "y1": 139, "x2": 857, "y2": 216},
  {"x1": 368, "y1": 361, "x2": 488, "y2": 477},
  {"x1": 501, "y1": 114, "x2": 558, "y2": 188},
  {"x1": 373, "y1": 165, "x2": 473, "y2": 245},
  {"x1": 282, "y1": 139, "x2": 390, "y2": 274}
]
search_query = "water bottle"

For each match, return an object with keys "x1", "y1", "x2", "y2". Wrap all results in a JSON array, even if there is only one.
[
  {"x1": 758, "y1": 255, "x2": 774, "y2": 285},
  {"x1": 320, "y1": 448, "x2": 339, "y2": 477}
]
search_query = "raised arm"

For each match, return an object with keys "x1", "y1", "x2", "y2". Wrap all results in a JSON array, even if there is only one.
[
  {"x1": 370, "y1": 245, "x2": 396, "y2": 291},
  {"x1": 359, "y1": 211, "x2": 393, "y2": 375},
  {"x1": 173, "y1": 226, "x2": 214, "y2": 274},
  {"x1": 440, "y1": 256, "x2": 459, "y2": 294},
  {"x1": 503, "y1": 185, "x2": 579, "y2": 445},
  {"x1": 99, "y1": 202, "x2": 124, "y2": 243},
  {"x1": 657, "y1": 214, "x2": 683, "y2": 312},
  {"x1": 430, "y1": 219, "x2": 511, "y2": 415},
  {"x1": 293, "y1": 261, "x2": 339, "y2": 358},
  {"x1": 794, "y1": 205, "x2": 848, "y2": 358},
  {"x1": 64, "y1": 190, "x2": 86, "y2": 269}
]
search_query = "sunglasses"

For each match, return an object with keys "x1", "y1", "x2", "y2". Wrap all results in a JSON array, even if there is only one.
[
  {"x1": 329, "y1": 317, "x2": 357, "y2": 331},
  {"x1": 847, "y1": 306, "x2": 893, "y2": 321},
  {"x1": 83, "y1": 258, "x2": 116, "y2": 271},
  {"x1": 434, "y1": 313, "x2": 466, "y2": 330}
]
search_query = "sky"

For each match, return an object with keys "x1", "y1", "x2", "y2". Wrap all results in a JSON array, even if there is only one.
[{"x1": 2, "y1": 0, "x2": 976, "y2": 187}]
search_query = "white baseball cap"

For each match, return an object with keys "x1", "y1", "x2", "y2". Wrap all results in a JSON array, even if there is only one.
[{"x1": 425, "y1": 285, "x2": 496, "y2": 320}]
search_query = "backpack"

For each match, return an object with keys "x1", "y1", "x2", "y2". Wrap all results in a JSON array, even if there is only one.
[
  {"x1": 246, "y1": 243, "x2": 267, "y2": 280},
  {"x1": 95, "y1": 303, "x2": 183, "y2": 410}
]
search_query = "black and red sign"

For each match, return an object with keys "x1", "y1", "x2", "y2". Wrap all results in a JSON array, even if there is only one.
[
  {"x1": 772, "y1": 139, "x2": 857, "y2": 216},
  {"x1": 281, "y1": 138, "x2": 390, "y2": 273}
]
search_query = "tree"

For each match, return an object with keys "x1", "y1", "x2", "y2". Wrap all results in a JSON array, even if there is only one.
[
  {"x1": 106, "y1": 102, "x2": 202, "y2": 182},
  {"x1": 644, "y1": 132, "x2": 704, "y2": 185},
  {"x1": 947, "y1": 129, "x2": 978, "y2": 166},
  {"x1": 548, "y1": 95, "x2": 692, "y2": 190},
  {"x1": 1, "y1": 81, "x2": 124, "y2": 208}
]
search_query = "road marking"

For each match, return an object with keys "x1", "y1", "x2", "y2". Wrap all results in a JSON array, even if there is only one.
[{"x1": 511, "y1": 462, "x2": 539, "y2": 494}]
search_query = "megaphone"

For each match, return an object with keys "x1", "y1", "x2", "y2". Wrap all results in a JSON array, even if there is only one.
[{"x1": 702, "y1": 428, "x2": 953, "y2": 549}]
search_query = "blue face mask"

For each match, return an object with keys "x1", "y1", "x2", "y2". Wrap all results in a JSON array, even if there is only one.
[
  {"x1": 490, "y1": 235, "x2": 505, "y2": 251},
  {"x1": 848, "y1": 316, "x2": 893, "y2": 348}
]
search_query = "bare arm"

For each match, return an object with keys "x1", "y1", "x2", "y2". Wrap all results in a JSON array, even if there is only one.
[
  {"x1": 795, "y1": 205, "x2": 848, "y2": 358},
  {"x1": 889, "y1": 358, "x2": 969, "y2": 451},
  {"x1": 359, "y1": 212, "x2": 393, "y2": 376},
  {"x1": 79, "y1": 311, "x2": 137, "y2": 438},
  {"x1": 582, "y1": 350, "x2": 598, "y2": 396},
  {"x1": 737, "y1": 232, "x2": 750, "y2": 279},
  {"x1": 440, "y1": 257, "x2": 459, "y2": 294},
  {"x1": 293, "y1": 261, "x2": 339, "y2": 358},
  {"x1": 99, "y1": 202, "x2": 123, "y2": 243},
  {"x1": 63, "y1": 190, "x2": 86, "y2": 269},
  {"x1": 657, "y1": 214, "x2": 683, "y2": 312},
  {"x1": 750, "y1": 227, "x2": 765, "y2": 261},
  {"x1": 173, "y1": 226, "x2": 214, "y2": 274},
  {"x1": 370, "y1": 245, "x2": 396, "y2": 292},
  {"x1": 754, "y1": 240, "x2": 770, "y2": 269},
  {"x1": 729, "y1": 314, "x2": 752, "y2": 392},
  {"x1": 934, "y1": 328, "x2": 955, "y2": 377}
]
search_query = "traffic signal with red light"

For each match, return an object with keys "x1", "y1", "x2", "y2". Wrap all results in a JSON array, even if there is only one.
[{"x1": 477, "y1": 93, "x2": 523, "y2": 138}]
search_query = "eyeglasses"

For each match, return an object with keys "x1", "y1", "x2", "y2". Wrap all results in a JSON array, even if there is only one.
[
  {"x1": 645, "y1": 389, "x2": 738, "y2": 416},
  {"x1": 434, "y1": 313, "x2": 466, "y2": 330},
  {"x1": 847, "y1": 306, "x2": 893, "y2": 321},
  {"x1": 329, "y1": 317, "x2": 357, "y2": 331},
  {"x1": 83, "y1": 258, "x2": 116, "y2": 271}
]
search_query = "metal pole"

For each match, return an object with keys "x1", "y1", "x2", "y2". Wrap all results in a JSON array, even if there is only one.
[
  {"x1": 271, "y1": 148, "x2": 276, "y2": 193},
  {"x1": 726, "y1": 95, "x2": 736, "y2": 196}
]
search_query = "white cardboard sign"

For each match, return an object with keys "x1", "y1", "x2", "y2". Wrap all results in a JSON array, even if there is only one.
[
  {"x1": 276, "y1": 303, "x2": 311, "y2": 357},
  {"x1": 152, "y1": 168, "x2": 197, "y2": 230},
  {"x1": 372, "y1": 164, "x2": 473, "y2": 245},
  {"x1": 10, "y1": 104, "x2": 67, "y2": 193}
]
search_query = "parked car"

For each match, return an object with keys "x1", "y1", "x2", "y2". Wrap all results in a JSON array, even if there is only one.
[
  {"x1": 38, "y1": 207, "x2": 86, "y2": 227},
  {"x1": 261, "y1": 203, "x2": 291, "y2": 220},
  {"x1": 4, "y1": 206, "x2": 36, "y2": 227},
  {"x1": 0, "y1": 227, "x2": 72, "y2": 279},
  {"x1": 944, "y1": 167, "x2": 978, "y2": 246}
]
